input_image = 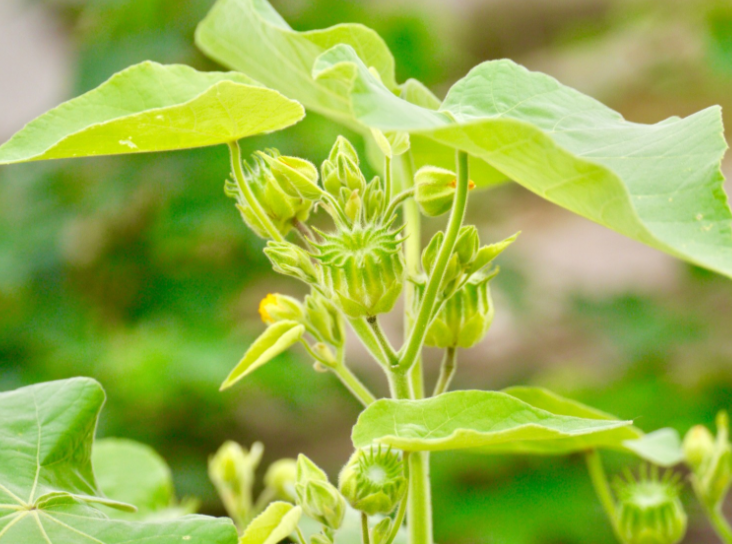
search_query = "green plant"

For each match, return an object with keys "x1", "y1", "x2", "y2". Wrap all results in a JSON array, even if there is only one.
[{"x1": 2, "y1": 1, "x2": 732, "y2": 543}]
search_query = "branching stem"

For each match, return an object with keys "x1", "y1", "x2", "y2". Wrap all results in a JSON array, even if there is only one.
[{"x1": 369, "y1": 318, "x2": 399, "y2": 367}]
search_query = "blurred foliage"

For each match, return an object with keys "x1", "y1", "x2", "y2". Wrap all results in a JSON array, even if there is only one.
[{"x1": 2, "y1": 0, "x2": 732, "y2": 543}]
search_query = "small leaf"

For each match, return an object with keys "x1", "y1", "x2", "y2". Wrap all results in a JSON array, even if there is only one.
[
  {"x1": 624, "y1": 429, "x2": 685, "y2": 467},
  {"x1": 221, "y1": 320, "x2": 305, "y2": 390},
  {"x1": 0, "y1": 378, "x2": 238, "y2": 544},
  {"x1": 0, "y1": 62, "x2": 304, "y2": 164},
  {"x1": 240, "y1": 501, "x2": 302, "y2": 544},
  {"x1": 93, "y1": 438, "x2": 197, "y2": 520},
  {"x1": 351, "y1": 390, "x2": 634, "y2": 453},
  {"x1": 312, "y1": 44, "x2": 732, "y2": 279}
]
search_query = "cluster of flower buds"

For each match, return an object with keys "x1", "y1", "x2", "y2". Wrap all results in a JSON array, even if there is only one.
[
  {"x1": 225, "y1": 150, "x2": 315, "y2": 239},
  {"x1": 414, "y1": 165, "x2": 475, "y2": 217},
  {"x1": 312, "y1": 221, "x2": 405, "y2": 319},
  {"x1": 683, "y1": 411, "x2": 732, "y2": 509},
  {"x1": 321, "y1": 136, "x2": 385, "y2": 225},
  {"x1": 416, "y1": 228, "x2": 517, "y2": 348},
  {"x1": 613, "y1": 466, "x2": 687, "y2": 544},
  {"x1": 295, "y1": 454, "x2": 346, "y2": 531},
  {"x1": 338, "y1": 445, "x2": 406, "y2": 516},
  {"x1": 209, "y1": 441, "x2": 264, "y2": 528}
]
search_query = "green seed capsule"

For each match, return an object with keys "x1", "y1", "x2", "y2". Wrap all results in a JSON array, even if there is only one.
[
  {"x1": 614, "y1": 467, "x2": 687, "y2": 544},
  {"x1": 295, "y1": 455, "x2": 346, "y2": 530},
  {"x1": 339, "y1": 446, "x2": 406, "y2": 516},
  {"x1": 424, "y1": 269, "x2": 497, "y2": 349},
  {"x1": 312, "y1": 222, "x2": 405, "y2": 319}
]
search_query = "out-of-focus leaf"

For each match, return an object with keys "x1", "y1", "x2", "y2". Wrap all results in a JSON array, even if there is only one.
[
  {"x1": 0, "y1": 62, "x2": 304, "y2": 164},
  {"x1": 351, "y1": 390, "x2": 633, "y2": 452},
  {"x1": 240, "y1": 501, "x2": 301, "y2": 544},
  {"x1": 0, "y1": 378, "x2": 237, "y2": 544},
  {"x1": 623, "y1": 428, "x2": 684, "y2": 467}
]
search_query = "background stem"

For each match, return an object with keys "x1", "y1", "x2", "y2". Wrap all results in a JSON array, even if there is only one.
[
  {"x1": 585, "y1": 450, "x2": 623, "y2": 543},
  {"x1": 432, "y1": 347, "x2": 457, "y2": 396}
]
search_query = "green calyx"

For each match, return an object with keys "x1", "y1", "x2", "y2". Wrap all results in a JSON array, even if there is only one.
[
  {"x1": 304, "y1": 292, "x2": 345, "y2": 347},
  {"x1": 683, "y1": 411, "x2": 732, "y2": 508},
  {"x1": 338, "y1": 446, "x2": 406, "y2": 516},
  {"x1": 312, "y1": 222, "x2": 405, "y2": 319},
  {"x1": 614, "y1": 467, "x2": 687, "y2": 544},
  {"x1": 225, "y1": 150, "x2": 312, "y2": 239},
  {"x1": 424, "y1": 269, "x2": 497, "y2": 349},
  {"x1": 264, "y1": 241, "x2": 320, "y2": 285}
]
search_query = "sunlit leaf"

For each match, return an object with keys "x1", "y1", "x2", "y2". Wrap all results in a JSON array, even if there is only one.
[
  {"x1": 0, "y1": 378, "x2": 237, "y2": 544},
  {"x1": 221, "y1": 320, "x2": 305, "y2": 390},
  {"x1": 310, "y1": 43, "x2": 732, "y2": 278},
  {"x1": 623, "y1": 428, "x2": 684, "y2": 467},
  {"x1": 240, "y1": 502, "x2": 301, "y2": 544},
  {"x1": 0, "y1": 62, "x2": 304, "y2": 165},
  {"x1": 351, "y1": 390, "x2": 634, "y2": 452}
]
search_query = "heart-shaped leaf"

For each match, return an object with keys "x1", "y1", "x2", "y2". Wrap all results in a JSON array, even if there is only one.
[
  {"x1": 194, "y1": 0, "x2": 506, "y2": 187},
  {"x1": 0, "y1": 378, "x2": 237, "y2": 544},
  {"x1": 351, "y1": 390, "x2": 634, "y2": 453},
  {"x1": 310, "y1": 44, "x2": 732, "y2": 279},
  {"x1": 240, "y1": 501, "x2": 301, "y2": 544},
  {"x1": 0, "y1": 61, "x2": 304, "y2": 165},
  {"x1": 221, "y1": 320, "x2": 305, "y2": 390}
]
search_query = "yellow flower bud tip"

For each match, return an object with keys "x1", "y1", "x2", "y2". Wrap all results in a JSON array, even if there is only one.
[
  {"x1": 447, "y1": 179, "x2": 476, "y2": 190},
  {"x1": 259, "y1": 293, "x2": 277, "y2": 324}
]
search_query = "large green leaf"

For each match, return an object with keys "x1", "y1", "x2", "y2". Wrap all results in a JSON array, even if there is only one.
[
  {"x1": 0, "y1": 378, "x2": 237, "y2": 544},
  {"x1": 351, "y1": 390, "x2": 634, "y2": 453},
  {"x1": 0, "y1": 62, "x2": 304, "y2": 165},
  {"x1": 311, "y1": 44, "x2": 732, "y2": 279},
  {"x1": 194, "y1": 0, "x2": 506, "y2": 188}
]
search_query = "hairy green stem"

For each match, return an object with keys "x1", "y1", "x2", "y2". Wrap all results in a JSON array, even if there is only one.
[
  {"x1": 332, "y1": 363, "x2": 377, "y2": 406},
  {"x1": 349, "y1": 318, "x2": 389, "y2": 368},
  {"x1": 432, "y1": 347, "x2": 457, "y2": 396},
  {"x1": 706, "y1": 504, "x2": 732, "y2": 543},
  {"x1": 406, "y1": 452, "x2": 432, "y2": 544},
  {"x1": 585, "y1": 450, "x2": 623, "y2": 543},
  {"x1": 362, "y1": 512, "x2": 371, "y2": 544},
  {"x1": 397, "y1": 150, "x2": 470, "y2": 374},
  {"x1": 369, "y1": 318, "x2": 400, "y2": 366},
  {"x1": 385, "y1": 155, "x2": 393, "y2": 205},
  {"x1": 384, "y1": 188, "x2": 415, "y2": 221},
  {"x1": 228, "y1": 141, "x2": 283, "y2": 242}
]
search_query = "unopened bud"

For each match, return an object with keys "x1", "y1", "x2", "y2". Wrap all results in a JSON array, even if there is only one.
[
  {"x1": 421, "y1": 231, "x2": 443, "y2": 275},
  {"x1": 310, "y1": 535, "x2": 333, "y2": 544},
  {"x1": 363, "y1": 179, "x2": 385, "y2": 224},
  {"x1": 414, "y1": 166, "x2": 475, "y2": 217},
  {"x1": 305, "y1": 292, "x2": 345, "y2": 347},
  {"x1": 264, "y1": 458, "x2": 298, "y2": 501},
  {"x1": 454, "y1": 226, "x2": 479, "y2": 266},
  {"x1": 265, "y1": 242, "x2": 319, "y2": 284},
  {"x1": 339, "y1": 446, "x2": 406, "y2": 516},
  {"x1": 683, "y1": 425, "x2": 715, "y2": 471},
  {"x1": 259, "y1": 152, "x2": 322, "y2": 200},
  {"x1": 208, "y1": 441, "x2": 264, "y2": 526},
  {"x1": 259, "y1": 293, "x2": 304, "y2": 325},
  {"x1": 614, "y1": 467, "x2": 687, "y2": 544},
  {"x1": 312, "y1": 342, "x2": 338, "y2": 368},
  {"x1": 295, "y1": 455, "x2": 346, "y2": 530},
  {"x1": 344, "y1": 190, "x2": 362, "y2": 223},
  {"x1": 371, "y1": 518, "x2": 393, "y2": 544}
]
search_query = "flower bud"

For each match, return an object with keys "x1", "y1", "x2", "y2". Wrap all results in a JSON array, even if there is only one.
[
  {"x1": 454, "y1": 226, "x2": 479, "y2": 267},
  {"x1": 414, "y1": 166, "x2": 475, "y2": 217},
  {"x1": 339, "y1": 446, "x2": 406, "y2": 516},
  {"x1": 312, "y1": 223, "x2": 405, "y2": 319},
  {"x1": 363, "y1": 178, "x2": 385, "y2": 224},
  {"x1": 614, "y1": 467, "x2": 687, "y2": 544},
  {"x1": 259, "y1": 293, "x2": 305, "y2": 325},
  {"x1": 265, "y1": 241, "x2": 319, "y2": 285},
  {"x1": 328, "y1": 135, "x2": 359, "y2": 165},
  {"x1": 225, "y1": 154, "x2": 311, "y2": 239},
  {"x1": 683, "y1": 425, "x2": 715, "y2": 471},
  {"x1": 304, "y1": 292, "x2": 345, "y2": 347},
  {"x1": 295, "y1": 455, "x2": 346, "y2": 530},
  {"x1": 421, "y1": 231, "x2": 443, "y2": 275},
  {"x1": 344, "y1": 190, "x2": 362, "y2": 223},
  {"x1": 312, "y1": 342, "x2": 338, "y2": 368},
  {"x1": 690, "y1": 412, "x2": 732, "y2": 508},
  {"x1": 258, "y1": 152, "x2": 323, "y2": 200},
  {"x1": 310, "y1": 535, "x2": 333, "y2": 544},
  {"x1": 264, "y1": 458, "x2": 297, "y2": 501},
  {"x1": 425, "y1": 269, "x2": 497, "y2": 349},
  {"x1": 208, "y1": 441, "x2": 264, "y2": 526},
  {"x1": 371, "y1": 518, "x2": 393, "y2": 544}
]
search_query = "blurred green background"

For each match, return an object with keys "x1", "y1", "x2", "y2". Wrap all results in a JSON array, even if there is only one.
[{"x1": 1, "y1": 0, "x2": 732, "y2": 542}]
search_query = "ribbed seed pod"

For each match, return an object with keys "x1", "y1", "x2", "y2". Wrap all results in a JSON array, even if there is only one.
[
  {"x1": 339, "y1": 446, "x2": 406, "y2": 516},
  {"x1": 312, "y1": 222, "x2": 404, "y2": 319}
]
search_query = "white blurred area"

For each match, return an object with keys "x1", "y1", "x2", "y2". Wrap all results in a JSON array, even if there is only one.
[{"x1": 0, "y1": 0, "x2": 72, "y2": 141}]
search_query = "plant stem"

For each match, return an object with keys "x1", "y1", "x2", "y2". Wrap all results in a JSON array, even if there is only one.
[
  {"x1": 432, "y1": 348, "x2": 457, "y2": 396},
  {"x1": 332, "y1": 363, "x2": 376, "y2": 406},
  {"x1": 349, "y1": 318, "x2": 389, "y2": 368},
  {"x1": 398, "y1": 152, "x2": 425, "y2": 399},
  {"x1": 585, "y1": 450, "x2": 623, "y2": 543},
  {"x1": 384, "y1": 188, "x2": 415, "y2": 221},
  {"x1": 295, "y1": 526, "x2": 308, "y2": 544},
  {"x1": 705, "y1": 504, "x2": 732, "y2": 543},
  {"x1": 369, "y1": 318, "x2": 399, "y2": 366},
  {"x1": 397, "y1": 150, "x2": 470, "y2": 375},
  {"x1": 406, "y1": 452, "x2": 432, "y2": 544},
  {"x1": 227, "y1": 141, "x2": 283, "y2": 242},
  {"x1": 362, "y1": 512, "x2": 371, "y2": 544},
  {"x1": 385, "y1": 155, "x2": 393, "y2": 205}
]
